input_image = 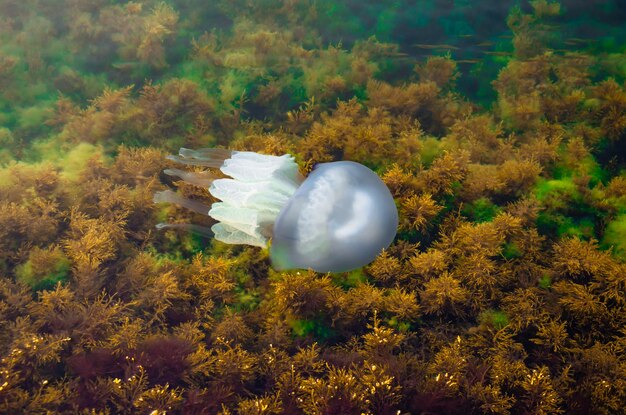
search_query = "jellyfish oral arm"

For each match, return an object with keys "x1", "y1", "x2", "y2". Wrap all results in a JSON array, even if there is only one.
[
  {"x1": 154, "y1": 149, "x2": 302, "y2": 248},
  {"x1": 165, "y1": 147, "x2": 233, "y2": 168},
  {"x1": 163, "y1": 168, "x2": 217, "y2": 188},
  {"x1": 153, "y1": 189, "x2": 210, "y2": 215},
  {"x1": 154, "y1": 222, "x2": 214, "y2": 238},
  {"x1": 208, "y1": 152, "x2": 301, "y2": 247}
]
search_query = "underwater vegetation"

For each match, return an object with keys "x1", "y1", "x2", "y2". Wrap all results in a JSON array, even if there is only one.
[{"x1": 0, "y1": 0, "x2": 626, "y2": 414}]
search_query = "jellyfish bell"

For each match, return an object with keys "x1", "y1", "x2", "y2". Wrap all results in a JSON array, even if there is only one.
[
  {"x1": 270, "y1": 161, "x2": 398, "y2": 272},
  {"x1": 154, "y1": 148, "x2": 398, "y2": 273}
]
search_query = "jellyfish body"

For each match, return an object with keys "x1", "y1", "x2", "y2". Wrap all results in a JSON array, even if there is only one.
[{"x1": 154, "y1": 149, "x2": 398, "y2": 273}]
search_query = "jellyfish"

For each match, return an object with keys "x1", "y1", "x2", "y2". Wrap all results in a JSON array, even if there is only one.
[{"x1": 154, "y1": 148, "x2": 398, "y2": 273}]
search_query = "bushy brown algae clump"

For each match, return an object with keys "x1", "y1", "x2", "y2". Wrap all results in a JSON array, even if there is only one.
[{"x1": 0, "y1": 0, "x2": 626, "y2": 414}]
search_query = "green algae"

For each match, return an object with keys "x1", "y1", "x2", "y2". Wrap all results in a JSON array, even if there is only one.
[
  {"x1": 538, "y1": 274, "x2": 552, "y2": 289},
  {"x1": 479, "y1": 309, "x2": 510, "y2": 330},
  {"x1": 602, "y1": 214, "x2": 626, "y2": 260},
  {"x1": 462, "y1": 197, "x2": 501, "y2": 222},
  {"x1": 15, "y1": 249, "x2": 70, "y2": 291}
]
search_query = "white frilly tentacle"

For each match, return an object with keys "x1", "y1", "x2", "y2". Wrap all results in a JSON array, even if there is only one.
[
  {"x1": 208, "y1": 152, "x2": 301, "y2": 247},
  {"x1": 156, "y1": 149, "x2": 302, "y2": 248}
]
